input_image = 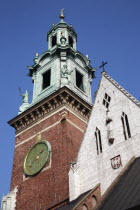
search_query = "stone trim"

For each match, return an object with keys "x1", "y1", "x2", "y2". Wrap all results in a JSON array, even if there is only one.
[
  {"x1": 8, "y1": 87, "x2": 92, "y2": 134},
  {"x1": 23, "y1": 152, "x2": 52, "y2": 182},
  {"x1": 15, "y1": 106, "x2": 87, "y2": 137},
  {"x1": 103, "y1": 72, "x2": 140, "y2": 107},
  {"x1": 15, "y1": 118, "x2": 84, "y2": 148},
  {"x1": 66, "y1": 119, "x2": 85, "y2": 133},
  {"x1": 15, "y1": 121, "x2": 60, "y2": 148}
]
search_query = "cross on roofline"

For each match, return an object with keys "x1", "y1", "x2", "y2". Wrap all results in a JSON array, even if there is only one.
[{"x1": 99, "y1": 61, "x2": 108, "y2": 71}]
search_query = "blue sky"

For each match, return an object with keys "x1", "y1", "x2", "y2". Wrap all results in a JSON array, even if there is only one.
[{"x1": 0, "y1": 0, "x2": 140, "y2": 200}]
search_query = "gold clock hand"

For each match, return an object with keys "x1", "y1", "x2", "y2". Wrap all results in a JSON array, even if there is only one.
[
  {"x1": 34, "y1": 149, "x2": 45, "y2": 161},
  {"x1": 36, "y1": 149, "x2": 45, "y2": 158},
  {"x1": 28, "y1": 149, "x2": 45, "y2": 167}
]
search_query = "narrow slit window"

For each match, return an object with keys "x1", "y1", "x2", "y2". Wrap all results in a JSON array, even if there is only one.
[
  {"x1": 103, "y1": 93, "x2": 111, "y2": 108},
  {"x1": 121, "y1": 116, "x2": 127, "y2": 140},
  {"x1": 52, "y1": 34, "x2": 57, "y2": 47},
  {"x1": 121, "y1": 112, "x2": 131, "y2": 140},
  {"x1": 98, "y1": 129, "x2": 102, "y2": 153},
  {"x1": 95, "y1": 127, "x2": 102, "y2": 154},
  {"x1": 42, "y1": 70, "x2": 51, "y2": 90},
  {"x1": 76, "y1": 70, "x2": 84, "y2": 91},
  {"x1": 95, "y1": 132, "x2": 99, "y2": 155},
  {"x1": 69, "y1": 36, "x2": 73, "y2": 47}
]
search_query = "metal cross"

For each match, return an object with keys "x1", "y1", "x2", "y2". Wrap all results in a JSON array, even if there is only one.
[{"x1": 99, "y1": 61, "x2": 108, "y2": 71}]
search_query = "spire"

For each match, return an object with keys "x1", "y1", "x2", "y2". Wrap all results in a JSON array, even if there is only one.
[{"x1": 59, "y1": 9, "x2": 65, "y2": 21}]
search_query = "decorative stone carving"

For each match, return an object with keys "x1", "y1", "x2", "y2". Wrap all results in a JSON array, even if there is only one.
[
  {"x1": 110, "y1": 155, "x2": 122, "y2": 169},
  {"x1": 24, "y1": 116, "x2": 29, "y2": 125},
  {"x1": 41, "y1": 105, "x2": 47, "y2": 115},
  {"x1": 30, "y1": 112, "x2": 35, "y2": 121},
  {"x1": 106, "y1": 109, "x2": 114, "y2": 144},
  {"x1": 35, "y1": 110, "x2": 41, "y2": 118},
  {"x1": 9, "y1": 88, "x2": 91, "y2": 133},
  {"x1": 61, "y1": 65, "x2": 73, "y2": 86},
  {"x1": 21, "y1": 90, "x2": 28, "y2": 103},
  {"x1": 18, "y1": 90, "x2": 30, "y2": 115}
]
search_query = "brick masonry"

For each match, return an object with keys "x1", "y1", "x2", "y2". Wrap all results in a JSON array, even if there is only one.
[
  {"x1": 75, "y1": 184, "x2": 101, "y2": 210},
  {"x1": 10, "y1": 107, "x2": 88, "y2": 210}
]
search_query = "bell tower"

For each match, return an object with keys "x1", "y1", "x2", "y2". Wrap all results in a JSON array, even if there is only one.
[
  {"x1": 6, "y1": 11, "x2": 95, "y2": 210},
  {"x1": 30, "y1": 11, "x2": 92, "y2": 106}
]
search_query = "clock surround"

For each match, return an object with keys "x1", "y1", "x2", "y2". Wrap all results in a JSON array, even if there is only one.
[{"x1": 23, "y1": 140, "x2": 51, "y2": 176}]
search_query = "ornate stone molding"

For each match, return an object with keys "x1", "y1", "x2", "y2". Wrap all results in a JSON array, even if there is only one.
[{"x1": 8, "y1": 87, "x2": 92, "y2": 133}]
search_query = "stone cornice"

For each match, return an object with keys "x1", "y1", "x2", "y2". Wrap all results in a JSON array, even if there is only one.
[{"x1": 8, "y1": 87, "x2": 92, "y2": 134}]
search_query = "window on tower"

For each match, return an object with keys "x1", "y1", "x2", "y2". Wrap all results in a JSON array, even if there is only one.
[
  {"x1": 95, "y1": 127, "x2": 102, "y2": 154},
  {"x1": 121, "y1": 112, "x2": 131, "y2": 140},
  {"x1": 76, "y1": 70, "x2": 84, "y2": 91},
  {"x1": 52, "y1": 34, "x2": 57, "y2": 47},
  {"x1": 69, "y1": 36, "x2": 73, "y2": 47},
  {"x1": 42, "y1": 69, "x2": 51, "y2": 90},
  {"x1": 103, "y1": 93, "x2": 111, "y2": 108}
]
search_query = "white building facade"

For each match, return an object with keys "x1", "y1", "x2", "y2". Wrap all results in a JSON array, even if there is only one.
[{"x1": 69, "y1": 71, "x2": 140, "y2": 201}]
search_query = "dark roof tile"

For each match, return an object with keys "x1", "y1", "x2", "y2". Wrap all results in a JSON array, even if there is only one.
[{"x1": 99, "y1": 157, "x2": 140, "y2": 210}]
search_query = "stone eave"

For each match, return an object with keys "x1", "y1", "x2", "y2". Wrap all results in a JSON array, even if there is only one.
[
  {"x1": 8, "y1": 86, "x2": 92, "y2": 133},
  {"x1": 102, "y1": 72, "x2": 140, "y2": 108},
  {"x1": 28, "y1": 63, "x2": 41, "y2": 77},
  {"x1": 38, "y1": 46, "x2": 93, "y2": 72},
  {"x1": 75, "y1": 51, "x2": 93, "y2": 70},
  {"x1": 38, "y1": 50, "x2": 51, "y2": 62}
]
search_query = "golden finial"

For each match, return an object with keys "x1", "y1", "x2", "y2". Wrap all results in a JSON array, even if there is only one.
[{"x1": 60, "y1": 9, "x2": 65, "y2": 19}]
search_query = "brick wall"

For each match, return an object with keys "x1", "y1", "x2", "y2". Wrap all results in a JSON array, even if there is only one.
[
  {"x1": 75, "y1": 185, "x2": 101, "y2": 210},
  {"x1": 10, "y1": 107, "x2": 87, "y2": 210}
]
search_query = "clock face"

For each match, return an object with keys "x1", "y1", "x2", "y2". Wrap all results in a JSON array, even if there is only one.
[{"x1": 24, "y1": 140, "x2": 51, "y2": 176}]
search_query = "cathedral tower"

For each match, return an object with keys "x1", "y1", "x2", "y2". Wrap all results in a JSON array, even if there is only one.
[{"x1": 6, "y1": 11, "x2": 95, "y2": 209}]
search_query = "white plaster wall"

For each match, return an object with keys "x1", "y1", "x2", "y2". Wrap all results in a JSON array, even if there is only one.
[
  {"x1": 1, "y1": 187, "x2": 18, "y2": 210},
  {"x1": 69, "y1": 74, "x2": 140, "y2": 201}
]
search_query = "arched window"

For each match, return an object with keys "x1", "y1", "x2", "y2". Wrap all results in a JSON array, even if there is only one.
[
  {"x1": 95, "y1": 127, "x2": 102, "y2": 154},
  {"x1": 82, "y1": 204, "x2": 88, "y2": 210},
  {"x1": 92, "y1": 195, "x2": 97, "y2": 208},
  {"x1": 121, "y1": 112, "x2": 131, "y2": 140}
]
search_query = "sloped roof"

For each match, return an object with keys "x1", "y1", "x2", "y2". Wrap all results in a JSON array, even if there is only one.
[
  {"x1": 102, "y1": 72, "x2": 140, "y2": 107},
  {"x1": 97, "y1": 157, "x2": 140, "y2": 210},
  {"x1": 56, "y1": 190, "x2": 91, "y2": 210}
]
